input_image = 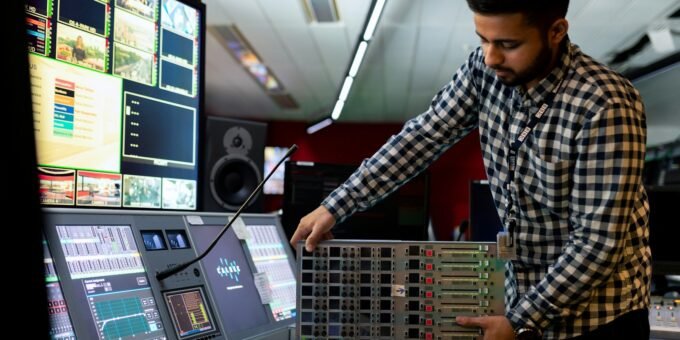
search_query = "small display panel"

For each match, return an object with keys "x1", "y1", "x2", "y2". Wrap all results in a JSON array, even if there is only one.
[
  {"x1": 163, "y1": 287, "x2": 217, "y2": 339},
  {"x1": 141, "y1": 230, "x2": 168, "y2": 250},
  {"x1": 166, "y1": 229, "x2": 191, "y2": 249}
]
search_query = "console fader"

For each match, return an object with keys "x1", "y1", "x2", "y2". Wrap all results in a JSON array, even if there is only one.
[{"x1": 297, "y1": 241, "x2": 506, "y2": 339}]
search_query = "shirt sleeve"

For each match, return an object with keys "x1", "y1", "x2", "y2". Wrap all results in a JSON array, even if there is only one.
[
  {"x1": 506, "y1": 96, "x2": 647, "y2": 330},
  {"x1": 321, "y1": 51, "x2": 482, "y2": 223}
]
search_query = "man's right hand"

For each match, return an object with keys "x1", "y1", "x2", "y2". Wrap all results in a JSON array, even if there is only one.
[{"x1": 290, "y1": 205, "x2": 336, "y2": 252}]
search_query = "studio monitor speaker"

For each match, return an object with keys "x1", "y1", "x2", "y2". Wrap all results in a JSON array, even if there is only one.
[{"x1": 203, "y1": 116, "x2": 267, "y2": 212}]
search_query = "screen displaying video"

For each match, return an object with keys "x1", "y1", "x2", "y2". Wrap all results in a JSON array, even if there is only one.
[{"x1": 26, "y1": 0, "x2": 203, "y2": 210}]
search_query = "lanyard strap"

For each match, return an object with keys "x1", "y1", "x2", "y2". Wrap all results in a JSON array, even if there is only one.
[{"x1": 503, "y1": 80, "x2": 564, "y2": 237}]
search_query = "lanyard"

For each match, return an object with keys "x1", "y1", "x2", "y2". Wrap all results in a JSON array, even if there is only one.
[{"x1": 502, "y1": 80, "x2": 564, "y2": 240}]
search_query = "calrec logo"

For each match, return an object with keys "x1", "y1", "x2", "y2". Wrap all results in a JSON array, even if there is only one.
[{"x1": 217, "y1": 258, "x2": 241, "y2": 282}]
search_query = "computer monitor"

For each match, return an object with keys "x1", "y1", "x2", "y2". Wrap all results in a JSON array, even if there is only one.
[
  {"x1": 187, "y1": 215, "x2": 297, "y2": 339},
  {"x1": 469, "y1": 180, "x2": 503, "y2": 242},
  {"x1": 263, "y1": 146, "x2": 289, "y2": 195},
  {"x1": 26, "y1": 0, "x2": 205, "y2": 210},
  {"x1": 647, "y1": 186, "x2": 680, "y2": 277},
  {"x1": 282, "y1": 161, "x2": 430, "y2": 243}
]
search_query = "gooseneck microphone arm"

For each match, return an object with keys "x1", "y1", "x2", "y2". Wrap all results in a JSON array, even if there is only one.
[{"x1": 156, "y1": 144, "x2": 298, "y2": 281}]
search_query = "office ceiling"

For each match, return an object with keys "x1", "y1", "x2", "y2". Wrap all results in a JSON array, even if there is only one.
[{"x1": 204, "y1": 0, "x2": 680, "y2": 125}]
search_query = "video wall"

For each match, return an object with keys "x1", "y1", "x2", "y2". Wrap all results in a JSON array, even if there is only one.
[{"x1": 26, "y1": 0, "x2": 203, "y2": 210}]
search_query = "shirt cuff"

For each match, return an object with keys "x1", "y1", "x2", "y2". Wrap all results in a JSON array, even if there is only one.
[
  {"x1": 506, "y1": 290, "x2": 557, "y2": 332},
  {"x1": 321, "y1": 188, "x2": 357, "y2": 224}
]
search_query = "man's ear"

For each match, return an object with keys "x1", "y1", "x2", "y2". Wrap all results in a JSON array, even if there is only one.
[{"x1": 549, "y1": 18, "x2": 569, "y2": 47}]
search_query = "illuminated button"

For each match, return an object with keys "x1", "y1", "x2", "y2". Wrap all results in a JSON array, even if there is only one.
[
  {"x1": 425, "y1": 291, "x2": 433, "y2": 298},
  {"x1": 425, "y1": 319, "x2": 433, "y2": 326},
  {"x1": 425, "y1": 263, "x2": 433, "y2": 271},
  {"x1": 425, "y1": 250, "x2": 434, "y2": 257},
  {"x1": 425, "y1": 305, "x2": 433, "y2": 312},
  {"x1": 425, "y1": 277, "x2": 433, "y2": 284},
  {"x1": 425, "y1": 333, "x2": 433, "y2": 340}
]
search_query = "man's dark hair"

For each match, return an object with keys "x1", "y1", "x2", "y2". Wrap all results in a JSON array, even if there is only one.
[{"x1": 466, "y1": 0, "x2": 569, "y2": 30}]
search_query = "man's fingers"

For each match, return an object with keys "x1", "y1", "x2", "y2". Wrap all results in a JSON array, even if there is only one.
[
  {"x1": 290, "y1": 224, "x2": 310, "y2": 248},
  {"x1": 456, "y1": 316, "x2": 485, "y2": 328},
  {"x1": 305, "y1": 224, "x2": 324, "y2": 252}
]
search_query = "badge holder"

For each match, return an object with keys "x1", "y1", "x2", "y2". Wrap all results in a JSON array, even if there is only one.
[{"x1": 497, "y1": 219, "x2": 517, "y2": 261}]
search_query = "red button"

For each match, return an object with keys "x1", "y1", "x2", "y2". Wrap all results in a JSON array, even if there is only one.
[
  {"x1": 425, "y1": 277, "x2": 433, "y2": 284},
  {"x1": 425, "y1": 319, "x2": 433, "y2": 326},
  {"x1": 425, "y1": 250, "x2": 433, "y2": 257},
  {"x1": 425, "y1": 333, "x2": 433, "y2": 340},
  {"x1": 425, "y1": 291, "x2": 433, "y2": 298},
  {"x1": 425, "y1": 305, "x2": 433, "y2": 312},
  {"x1": 425, "y1": 263, "x2": 433, "y2": 270}
]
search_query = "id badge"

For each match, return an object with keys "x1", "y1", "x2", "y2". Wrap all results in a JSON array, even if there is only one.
[{"x1": 497, "y1": 231, "x2": 516, "y2": 260}]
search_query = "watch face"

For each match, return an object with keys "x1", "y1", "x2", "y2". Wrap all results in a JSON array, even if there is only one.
[{"x1": 516, "y1": 328, "x2": 541, "y2": 340}]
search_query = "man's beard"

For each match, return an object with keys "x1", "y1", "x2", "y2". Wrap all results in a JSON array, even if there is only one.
[{"x1": 493, "y1": 40, "x2": 553, "y2": 87}]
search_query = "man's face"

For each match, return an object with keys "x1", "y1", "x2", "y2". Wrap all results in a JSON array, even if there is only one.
[{"x1": 474, "y1": 13, "x2": 553, "y2": 88}]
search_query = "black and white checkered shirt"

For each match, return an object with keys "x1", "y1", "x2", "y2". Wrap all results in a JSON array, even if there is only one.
[{"x1": 322, "y1": 42, "x2": 651, "y2": 339}]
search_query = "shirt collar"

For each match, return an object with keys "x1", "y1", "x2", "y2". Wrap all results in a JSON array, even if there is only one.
[{"x1": 517, "y1": 40, "x2": 572, "y2": 104}]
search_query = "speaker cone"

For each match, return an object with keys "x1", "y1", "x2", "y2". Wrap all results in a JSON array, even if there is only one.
[{"x1": 209, "y1": 154, "x2": 262, "y2": 210}]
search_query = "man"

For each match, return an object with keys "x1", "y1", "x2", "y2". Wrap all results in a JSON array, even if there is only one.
[{"x1": 290, "y1": 0, "x2": 651, "y2": 339}]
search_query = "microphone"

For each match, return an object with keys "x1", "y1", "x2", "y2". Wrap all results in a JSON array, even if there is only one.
[{"x1": 156, "y1": 144, "x2": 298, "y2": 281}]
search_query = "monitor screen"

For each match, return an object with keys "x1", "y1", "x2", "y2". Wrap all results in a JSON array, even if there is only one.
[
  {"x1": 55, "y1": 224, "x2": 167, "y2": 339},
  {"x1": 141, "y1": 230, "x2": 167, "y2": 251},
  {"x1": 163, "y1": 287, "x2": 217, "y2": 339},
  {"x1": 263, "y1": 146, "x2": 288, "y2": 195},
  {"x1": 166, "y1": 229, "x2": 191, "y2": 249},
  {"x1": 469, "y1": 181, "x2": 503, "y2": 242},
  {"x1": 244, "y1": 225, "x2": 297, "y2": 322},
  {"x1": 26, "y1": 0, "x2": 203, "y2": 210},
  {"x1": 647, "y1": 186, "x2": 680, "y2": 276},
  {"x1": 282, "y1": 161, "x2": 430, "y2": 242},
  {"x1": 188, "y1": 225, "x2": 271, "y2": 338},
  {"x1": 44, "y1": 238, "x2": 77, "y2": 340}
]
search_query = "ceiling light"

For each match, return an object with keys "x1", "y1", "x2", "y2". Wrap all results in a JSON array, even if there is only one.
[
  {"x1": 330, "y1": 100, "x2": 345, "y2": 120},
  {"x1": 307, "y1": 117, "x2": 334, "y2": 134},
  {"x1": 363, "y1": 0, "x2": 386, "y2": 41},
  {"x1": 349, "y1": 41, "x2": 368, "y2": 77},
  {"x1": 338, "y1": 76, "x2": 354, "y2": 101}
]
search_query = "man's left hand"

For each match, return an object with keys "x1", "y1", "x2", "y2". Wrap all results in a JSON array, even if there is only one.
[{"x1": 456, "y1": 315, "x2": 514, "y2": 340}]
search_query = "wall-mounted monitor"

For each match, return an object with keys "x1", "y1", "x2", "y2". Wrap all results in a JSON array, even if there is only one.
[{"x1": 26, "y1": 0, "x2": 205, "y2": 210}]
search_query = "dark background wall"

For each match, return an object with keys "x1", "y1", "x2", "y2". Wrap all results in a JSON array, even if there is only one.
[{"x1": 263, "y1": 120, "x2": 486, "y2": 240}]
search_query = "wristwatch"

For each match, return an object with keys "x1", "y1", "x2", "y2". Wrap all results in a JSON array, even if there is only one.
[{"x1": 515, "y1": 326, "x2": 542, "y2": 340}]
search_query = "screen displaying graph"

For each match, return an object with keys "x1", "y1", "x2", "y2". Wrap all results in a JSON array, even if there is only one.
[
  {"x1": 163, "y1": 287, "x2": 217, "y2": 339},
  {"x1": 56, "y1": 224, "x2": 167, "y2": 339}
]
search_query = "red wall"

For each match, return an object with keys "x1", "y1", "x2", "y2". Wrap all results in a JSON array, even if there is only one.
[{"x1": 264, "y1": 120, "x2": 486, "y2": 240}]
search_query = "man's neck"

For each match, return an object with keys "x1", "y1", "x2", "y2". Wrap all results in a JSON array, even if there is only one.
[{"x1": 522, "y1": 41, "x2": 566, "y2": 91}]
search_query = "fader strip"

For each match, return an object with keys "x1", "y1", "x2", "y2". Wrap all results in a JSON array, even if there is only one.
[{"x1": 297, "y1": 241, "x2": 506, "y2": 339}]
